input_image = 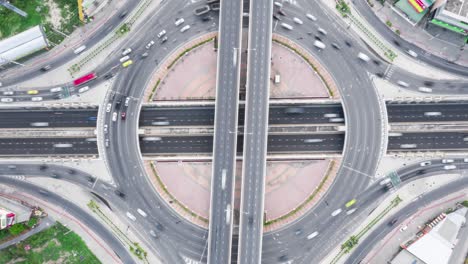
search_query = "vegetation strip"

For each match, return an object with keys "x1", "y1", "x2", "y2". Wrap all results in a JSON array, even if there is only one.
[{"x1": 166, "y1": 38, "x2": 215, "y2": 70}]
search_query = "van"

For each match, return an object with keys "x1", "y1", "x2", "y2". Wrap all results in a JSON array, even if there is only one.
[
  {"x1": 314, "y1": 40, "x2": 326, "y2": 49},
  {"x1": 50, "y1": 87, "x2": 62, "y2": 93},
  {"x1": 307, "y1": 231, "x2": 319, "y2": 240},
  {"x1": 180, "y1": 25, "x2": 191, "y2": 32},
  {"x1": 444, "y1": 165, "x2": 456, "y2": 170},
  {"x1": 175, "y1": 18, "x2": 185, "y2": 26},
  {"x1": 74, "y1": 45, "x2": 87, "y2": 54},
  {"x1": 358, "y1": 52, "x2": 370, "y2": 62},
  {"x1": 122, "y1": 48, "x2": 132, "y2": 56},
  {"x1": 274, "y1": 74, "x2": 280, "y2": 84},
  {"x1": 293, "y1": 17, "x2": 303, "y2": 25},
  {"x1": 306, "y1": 13, "x2": 317, "y2": 21},
  {"x1": 418, "y1": 87, "x2": 432, "y2": 93},
  {"x1": 120, "y1": 55, "x2": 130, "y2": 63},
  {"x1": 157, "y1": 30, "x2": 166, "y2": 38},
  {"x1": 78, "y1": 86, "x2": 89, "y2": 93}
]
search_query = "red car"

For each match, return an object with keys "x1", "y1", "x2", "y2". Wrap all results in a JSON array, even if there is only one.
[{"x1": 121, "y1": 112, "x2": 126, "y2": 120}]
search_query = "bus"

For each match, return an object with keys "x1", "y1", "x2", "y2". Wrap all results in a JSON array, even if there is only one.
[
  {"x1": 345, "y1": 199, "x2": 356, "y2": 208},
  {"x1": 73, "y1": 72, "x2": 97, "y2": 86}
]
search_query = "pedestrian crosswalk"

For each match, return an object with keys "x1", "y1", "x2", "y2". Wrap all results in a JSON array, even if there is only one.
[{"x1": 384, "y1": 64, "x2": 395, "y2": 80}]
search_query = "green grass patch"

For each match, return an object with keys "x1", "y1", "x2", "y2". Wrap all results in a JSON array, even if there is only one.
[
  {"x1": 462, "y1": 200, "x2": 468, "y2": 207},
  {"x1": 0, "y1": 222, "x2": 100, "y2": 264},
  {"x1": 0, "y1": 0, "x2": 49, "y2": 39},
  {"x1": 148, "y1": 78, "x2": 161, "y2": 101}
]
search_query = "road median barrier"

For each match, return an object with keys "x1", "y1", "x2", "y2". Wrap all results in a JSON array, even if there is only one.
[
  {"x1": 330, "y1": 195, "x2": 403, "y2": 264},
  {"x1": 87, "y1": 200, "x2": 148, "y2": 262}
]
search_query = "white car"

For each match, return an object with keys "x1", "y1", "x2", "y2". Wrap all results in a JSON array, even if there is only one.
[
  {"x1": 78, "y1": 86, "x2": 89, "y2": 93},
  {"x1": 420, "y1": 161, "x2": 431, "y2": 167},
  {"x1": 122, "y1": 48, "x2": 132, "y2": 56},
  {"x1": 329, "y1": 118, "x2": 344, "y2": 122},
  {"x1": 126, "y1": 212, "x2": 136, "y2": 221},
  {"x1": 418, "y1": 87, "x2": 432, "y2": 93},
  {"x1": 324, "y1": 113, "x2": 339, "y2": 118},
  {"x1": 157, "y1": 30, "x2": 166, "y2": 38},
  {"x1": 137, "y1": 208, "x2": 147, "y2": 217},
  {"x1": 106, "y1": 103, "x2": 112, "y2": 113},
  {"x1": 304, "y1": 139, "x2": 323, "y2": 143},
  {"x1": 119, "y1": 55, "x2": 130, "y2": 63},
  {"x1": 307, "y1": 231, "x2": 319, "y2": 240},
  {"x1": 105, "y1": 138, "x2": 110, "y2": 147},
  {"x1": 1, "y1": 97, "x2": 13, "y2": 103},
  {"x1": 50, "y1": 87, "x2": 62, "y2": 93},
  {"x1": 400, "y1": 144, "x2": 417, "y2": 149},
  {"x1": 318, "y1": 27, "x2": 327, "y2": 35},
  {"x1": 313, "y1": 40, "x2": 326, "y2": 49},
  {"x1": 358, "y1": 52, "x2": 370, "y2": 62},
  {"x1": 274, "y1": 1, "x2": 283, "y2": 7},
  {"x1": 3, "y1": 91, "x2": 14, "y2": 95},
  {"x1": 464, "y1": 158, "x2": 468, "y2": 163},
  {"x1": 31, "y1": 97, "x2": 43, "y2": 102},
  {"x1": 407, "y1": 50, "x2": 418, "y2": 58},
  {"x1": 293, "y1": 17, "x2": 303, "y2": 25},
  {"x1": 112, "y1": 112, "x2": 117, "y2": 122},
  {"x1": 174, "y1": 18, "x2": 185, "y2": 26},
  {"x1": 125, "y1": 97, "x2": 130, "y2": 106},
  {"x1": 104, "y1": 124, "x2": 108, "y2": 133},
  {"x1": 180, "y1": 25, "x2": 191, "y2": 33},
  {"x1": 399, "y1": 225, "x2": 408, "y2": 232},
  {"x1": 397, "y1": 81, "x2": 409, "y2": 87},
  {"x1": 306, "y1": 13, "x2": 317, "y2": 21},
  {"x1": 424, "y1": 112, "x2": 441, "y2": 117},
  {"x1": 145, "y1": 40, "x2": 155, "y2": 49},
  {"x1": 444, "y1": 165, "x2": 456, "y2": 170},
  {"x1": 442, "y1": 159, "x2": 454, "y2": 164}
]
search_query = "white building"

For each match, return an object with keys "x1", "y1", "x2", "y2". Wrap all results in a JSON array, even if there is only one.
[{"x1": 0, "y1": 25, "x2": 49, "y2": 66}]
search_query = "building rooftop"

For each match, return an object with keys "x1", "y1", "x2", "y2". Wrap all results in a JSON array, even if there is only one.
[{"x1": 445, "y1": 0, "x2": 468, "y2": 18}]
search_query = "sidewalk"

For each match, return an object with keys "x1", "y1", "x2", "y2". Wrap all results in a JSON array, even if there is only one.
[
  {"x1": 0, "y1": 216, "x2": 55, "y2": 250},
  {"x1": 321, "y1": 170, "x2": 466, "y2": 263}
]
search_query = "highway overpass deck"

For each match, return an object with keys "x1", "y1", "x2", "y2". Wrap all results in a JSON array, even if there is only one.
[
  {"x1": 237, "y1": 0, "x2": 274, "y2": 263},
  {"x1": 206, "y1": 0, "x2": 244, "y2": 263}
]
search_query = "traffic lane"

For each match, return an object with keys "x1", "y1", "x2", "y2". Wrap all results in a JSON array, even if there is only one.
[
  {"x1": 0, "y1": 138, "x2": 97, "y2": 155},
  {"x1": 388, "y1": 132, "x2": 468, "y2": 151},
  {"x1": 344, "y1": 175, "x2": 468, "y2": 264},
  {"x1": 388, "y1": 69, "x2": 468, "y2": 94},
  {"x1": 387, "y1": 102, "x2": 468, "y2": 122},
  {"x1": 0, "y1": 176, "x2": 136, "y2": 264},
  {"x1": 0, "y1": 109, "x2": 98, "y2": 128}
]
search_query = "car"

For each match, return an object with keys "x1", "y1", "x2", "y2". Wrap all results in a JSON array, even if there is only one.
[
  {"x1": 424, "y1": 112, "x2": 442, "y2": 117},
  {"x1": 122, "y1": 60, "x2": 133, "y2": 67},
  {"x1": 126, "y1": 212, "x2": 136, "y2": 221},
  {"x1": 137, "y1": 208, "x2": 147, "y2": 217},
  {"x1": 444, "y1": 165, "x2": 456, "y2": 170},
  {"x1": 2, "y1": 91, "x2": 14, "y2": 95},
  {"x1": 115, "y1": 189, "x2": 125, "y2": 198},
  {"x1": 400, "y1": 225, "x2": 408, "y2": 232},
  {"x1": 400, "y1": 144, "x2": 417, "y2": 149},
  {"x1": 397, "y1": 80, "x2": 409, "y2": 87},
  {"x1": 141, "y1": 52, "x2": 149, "y2": 58},
  {"x1": 105, "y1": 138, "x2": 110, "y2": 147},
  {"x1": 293, "y1": 17, "x2": 303, "y2": 24},
  {"x1": 50, "y1": 87, "x2": 62, "y2": 93},
  {"x1": 152, "y1": 121, "x2": 170, "y2": 126},
  {"x1": 39, "y1": 164, "x2": 48, "y2": 170},
  {"x1": 157, "y1": 30, "x2": 166, "y2": 38},
  {"x1": 112, "y1": 112, "x2": 117, "y2": 122},
  {"x1": 331, "y1": 208, "x2": 342, "y2": 216},
  {"x1": 344, "y1": 40, "x2": 352, "y2": 47},
  {"x1": 106, "y1": 103, "x2": 112, "y2": 112},
  {"x1": 314, "y1": 35, "x2": 322, "y2": 41},
  {"x1": 420, "y1": 161, "x2": 431, "y2": 167},
  {"x1": 358, "y1": 52, "x2": 370, "y2": 62},
  {"x1": 388, "y1": 218, "x2": 398, "y2": 226},
  {"x1": 278, "y1": 9, "x2": 286, "y2": 16},
  {"x1": 324, "y1": 113, "x2": 339, "y2": 118},
  {"x1": 73, "y1": 45, "x2": 87, "y2": 54},
  {"x1": 418, "y1": 87, "x2": 433, "y2": 93},
  {"x1": 180, "y1": 25, "x2": 191, "y2": 33},
  {"x1": 68, "y1": 169, "x2": 76, "y2": 174},
  {"x1": 121, "y1": 112, "x2": 127, "y2": 120},
  {"x1": 307, "y1": 231, "x2": 319, "y2": 239},
  {"x1": 41, "y1": 65, "x2": 52, "y2": 71},
  {"x1": 104, "y1": 73, "x2": 114, "y2": 80},
  {"x1": 150, "y1": 230, "x2": 158, "y2": 238},
  {"x1": 313, "y1": 40, "x2": 326, "y2": 49},
  {"x1": 463, "y1": 158, "x2": 468, "y2": 163},
  {"x1": 8, "y1": 165, "x2": 16, "y2": 170},
  {"x1": 407, "y1": 50, "x2": 418, "y2": 58},
  {"x1": 119, "y1": 55, "x2": 130, "y2": 63},
  {"x1": 306, "y1": 13, "x2": 317, "y2": 21},
  {"x1": 274, "y1": 1, "x2": 283, "y2": 7},
  {"x1": 331, "y1": 43, "x2": 341, "y2": 50},
  {"x1": 31, "y1": 97, "x2": 43, "y2": 102},
  {"x1": 115, "y1": 97, "x2": 122, "y2": 109},
  {"x1": 201, "y1": 16, "x2": 212, "y2": 22},
  {"x1": 51, "y1": 173, "x2": 61, "y2": 179},
  {"x1": 273, "y1": 14, "x2": 281, "y2": 20},
  {"x1": 122, "y1": 48, "x2": 132, "y2": 56},
  {"x1": 1, "y1": 97, "x2": 13, "y2": 103},
  {"x1": 284, "y1": 107, "x2": 305, "y2": 114},
  {"x1": 124, "y1": 97, "x2": 130, "y2": 106},
  {"x1": 442, "y1": 159, "x2": 454, "y2": 164},
  {"x1": 304, "y1": 139, "x2": 323, "y2": 143},
  {"x1": 27, "y1": 90, "x2": 39, "y2": 95},
  {"x1": 318, "y1": 28, "x2": 327, "y2": 35},
  {"x1": 294, "y1": 229, "x2": 302, "y2": 236},
  {"x1": 104, "y1": 124, "x2": 108, "y2": 133},
  {"x1": 78, "y1": 86, "x2": 89, "y2": 93},
  {"x1": 174, "y1": 18, "x2": 185, "y2": 26},
  {"x1": 145, "y1": 40, "x2": 155, "y2": 49},
  {"x1": 329, "y1": 118, "x2": 344, "y2": 122},
  {"x1": 281, "y1": 23, "x2": 293, "y2": 30},
  {"x1": 119, "y1": 11, "x2": 128, "y2": 18},
  {"x1": 160, "y1": 36, "x2": 168, "y2": 44},
  {"x1": 379, "y1": 178, "x2": 391, "y2": 185}
]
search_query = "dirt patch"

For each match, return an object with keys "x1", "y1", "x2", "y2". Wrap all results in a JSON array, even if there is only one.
[{"x1": 44, "y1": 0, "x2": 62, "y2": 29}]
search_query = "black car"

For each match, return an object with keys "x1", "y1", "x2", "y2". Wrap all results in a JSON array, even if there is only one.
[
  {"x1": 389, "y1": 218, "x2": 398, "y2": 226},
  {"x1": 201, "y1": 16, "x2": 211, "y2": 22},
  {"x1": 39, "y1": 164, "x2": 48, "y2": 171},
  {"x1": 40, "y1": 65, "x2": 52, "y2": 72},
  {"x1": 115, "y1": 190, "x2": 126, "y2": 198},
  {"x1": 68, "y1": 169, "x2": 76, "y2": 174},
  {"x1": 104, "y1": 73, "x2": 114, "y2": 80}
]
